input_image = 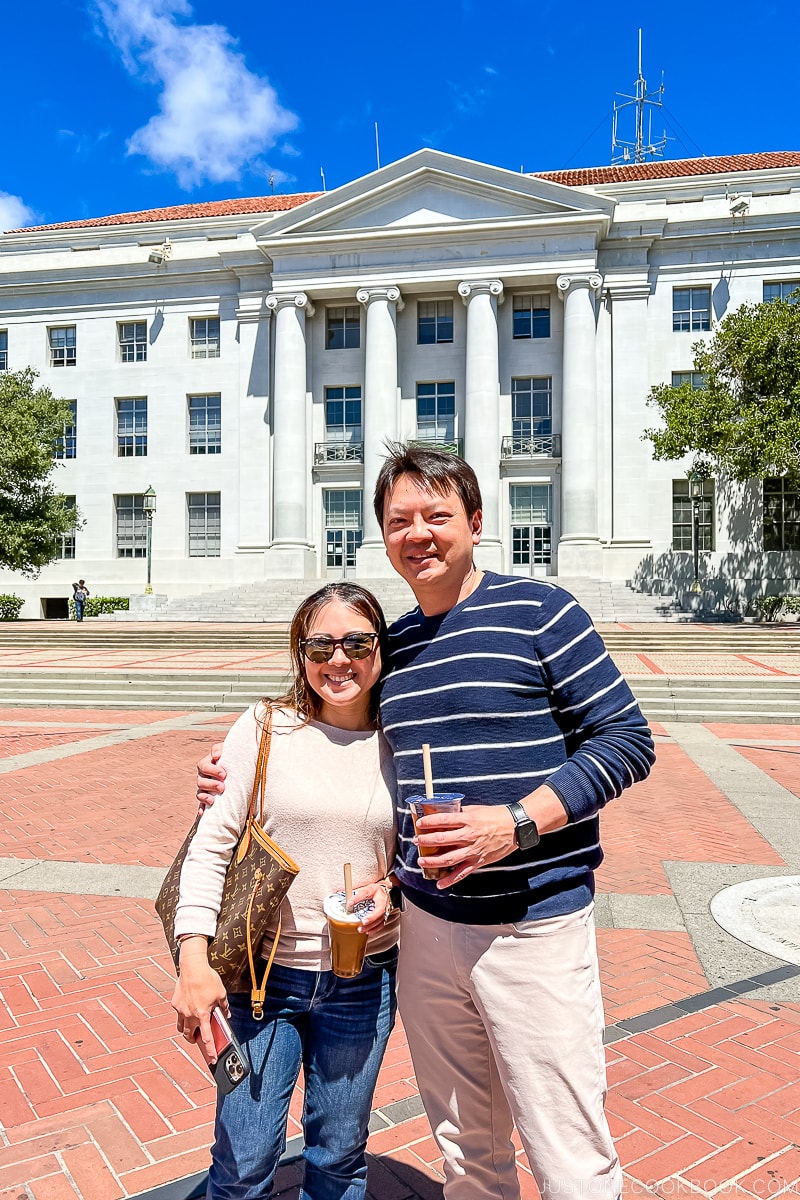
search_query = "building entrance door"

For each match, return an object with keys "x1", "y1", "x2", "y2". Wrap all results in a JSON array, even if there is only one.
[
  {"x1": 324, "y1": 490, "x2": 363, "y2": 578},
  {"x1": 510, "y1": 484, "x2": 553, "y2": 576}
]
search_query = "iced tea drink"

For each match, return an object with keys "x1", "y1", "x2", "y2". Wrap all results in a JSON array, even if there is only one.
[
  {"x1": 324, "y1": 892, "x2": 374, "y2": 978},
  {"x1": 409, "y1": 793, "x2": 464, "y2": 881}
]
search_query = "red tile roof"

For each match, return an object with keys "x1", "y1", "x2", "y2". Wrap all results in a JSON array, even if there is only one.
[
  {"x1": 8, "y1": 153, "x2": 800, "y2": 234},
  {"x1": 535, "y1": 152, "x2": 800, "y2": 186},
  {"x1": 11, "y1": 193, "x2": 322, "y2": 234}
]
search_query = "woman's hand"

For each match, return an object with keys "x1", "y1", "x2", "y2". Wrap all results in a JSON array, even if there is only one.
[
  {"x1": 351, "y1": 878, "x2": 395, "y2": 934},
  {"x1": 171, "y1": 937, "x2": 228, "y2": 1062},
  {"x1": 196, "y1": 744, "x2": 226, "y2": 812}
]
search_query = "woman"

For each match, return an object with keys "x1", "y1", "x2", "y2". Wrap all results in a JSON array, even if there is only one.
[{"x1": 172, "y1": 582, "x2": 399, "y2": 1200}]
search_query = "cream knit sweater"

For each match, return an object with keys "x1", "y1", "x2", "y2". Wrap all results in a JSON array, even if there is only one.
[{"x1": 175, "y1": 704, "x2": 399, "y2": 971}]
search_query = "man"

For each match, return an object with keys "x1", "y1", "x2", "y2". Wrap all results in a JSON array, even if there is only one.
[
  {"x1": 198, "y1": 445, "x2": 654, "y2": 1200},
  {"x1": 72, "y1": 579, "x2": 89, "y2": 622}
]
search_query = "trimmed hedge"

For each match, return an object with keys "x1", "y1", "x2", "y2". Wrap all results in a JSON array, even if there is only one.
[
  {"x1": 0, "y1": 594, "x2": 24, "y2": 621},
  {"x1": 69, "y1": 595, "x2": 130, "y2": 620}
]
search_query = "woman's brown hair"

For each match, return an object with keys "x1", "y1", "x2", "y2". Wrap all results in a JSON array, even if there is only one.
[{"x1": 268, "y1": 582, "x2": 389, "y2": 725}]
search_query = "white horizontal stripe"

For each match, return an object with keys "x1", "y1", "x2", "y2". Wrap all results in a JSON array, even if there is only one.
[
  {"x1": 554, "y1": 650, "x2": 609, "y2": 689},
  {"x1": 381, "y1": 680, "x2": 543, "y2": 706},
  {"x1": 393, "y1": 734, "x2": 563, "y2": 757},
  {"x1": 463, "y1": 600, "x2": 543, "y2": 611},
  {"x1": 582, "y1": 752, "x2": 620, "y2": 798},
  {"x1": 558, "y1": 673, "x2": 626, "y2": 715},
  {"x1": 388, "y1": 623, "x2": 538, "y2": 657},
  {"x1": 382, "y1": 708, "x2": 551, "y2": 732},
  {"x1": 486, "y1": 578, "x2": 556, "y2": 594},
  {"x1": 539, "y1": 624, "x2": 593, "y2": 664},
  {"x1": 535, "y1": 598, "x2": 578, "y2": 636},
  {"x1": 572, "y1": 694, "x2": 640, "y2": 736},
  {"x1": 390, "y1": 650, "x2": 537, "y2": 680},
  {"x1": 396, "y1": 768, "x2": 553, "y2": 785},
  {"x1": 397, "y1": 842, "x2": 600, "y2": 875}
]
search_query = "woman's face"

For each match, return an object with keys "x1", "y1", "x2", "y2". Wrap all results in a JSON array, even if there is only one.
[{"x1": 301, "y1": 599, "x2": 382, "y2": 729}]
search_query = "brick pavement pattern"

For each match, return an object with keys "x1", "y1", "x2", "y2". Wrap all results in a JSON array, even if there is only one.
[{"x1": 1, "y1": 699, "x2": 799, "y2": 1200}]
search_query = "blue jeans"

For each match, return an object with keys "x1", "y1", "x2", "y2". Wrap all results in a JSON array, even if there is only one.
[
  {"x1": 208, "y1": 949, "x2": 397, "y2": 1200},
  {"x1": 75, "y1": 600, "x2": 85, "y2": 621}
]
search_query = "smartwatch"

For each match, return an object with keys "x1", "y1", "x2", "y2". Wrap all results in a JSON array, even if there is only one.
[{"x1": 507, "y1": 802, "x2": 540, "y2": 851}]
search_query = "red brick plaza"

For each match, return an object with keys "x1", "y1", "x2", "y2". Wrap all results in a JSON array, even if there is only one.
[{"x1": 1, "y1": 644, "x2": 800, "y2": 1200}]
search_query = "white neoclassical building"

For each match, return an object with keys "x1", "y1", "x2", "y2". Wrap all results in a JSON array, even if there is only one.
[{"x1": 2, "y1": 148, "x2": 800, "y2": 617}]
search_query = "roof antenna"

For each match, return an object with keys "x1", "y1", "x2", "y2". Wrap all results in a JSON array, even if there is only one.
[
  {"x1": 320, "y1": 166, "x2": 327, "y2": 192},
  {"x1": 375, "y1": 122, "x2": 381, "y2": 170},
  {"x1": 268, "y1": 172, "x2": 275, "y2": 195},
  {"x1": 611, "y1": 29, "x2": 667, "y2": 164}
]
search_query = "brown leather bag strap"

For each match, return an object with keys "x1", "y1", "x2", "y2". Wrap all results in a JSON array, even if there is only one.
[
  {"x1": 250, "y1": 919, "x2": 282, "y2": 1020},
  {"x1": 251, "y1": 707, "x2": 273, "y2": 825}
]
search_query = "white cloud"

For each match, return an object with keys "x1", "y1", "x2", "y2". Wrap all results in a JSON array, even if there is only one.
[
  {"x1": 96, "y1": 0, "x2": 298, "y2": 188},
  {"x1": 0, "y1": 191, "x2": 37, "y2": 231}
]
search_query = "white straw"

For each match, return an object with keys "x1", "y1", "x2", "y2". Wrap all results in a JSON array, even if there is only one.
[{"x1": 422, "y1": 743, "x2": 434, "y2": 799}]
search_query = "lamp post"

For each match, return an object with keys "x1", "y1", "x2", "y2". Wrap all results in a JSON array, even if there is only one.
[
  {"x1": 143, "y1": 486, "x2": 157, "y2": 595},
  {"x1": 689, "y1": 473, "x2": 702, "y2": 594}
]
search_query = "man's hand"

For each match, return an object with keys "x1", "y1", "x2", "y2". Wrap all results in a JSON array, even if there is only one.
[
  {"x1": 414, "y1": 785, "x2": 568, "y2": 889},
  {"x1": 197, "y1": 743, "x2": 225, "y2": 811}
]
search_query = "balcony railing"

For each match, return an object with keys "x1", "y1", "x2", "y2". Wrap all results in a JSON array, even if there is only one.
[
  {"x1": 314, "y1": 442, "x2": 364, "y2": 465},
  {"x1": 408, "y1": 437, "x2": 464, "y2": 457},
  {"x1": 501, "y1": 434, "x2": 561, "y2": 459}
]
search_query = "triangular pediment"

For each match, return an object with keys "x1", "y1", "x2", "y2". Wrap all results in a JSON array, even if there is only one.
[{"x1": 253, "y1": 149, "x2": 614, "y2": 243}]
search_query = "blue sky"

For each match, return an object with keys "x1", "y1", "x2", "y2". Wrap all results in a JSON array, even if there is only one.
[{"x1": 2, "y1": 0, "x2": 798, "y2": 229}]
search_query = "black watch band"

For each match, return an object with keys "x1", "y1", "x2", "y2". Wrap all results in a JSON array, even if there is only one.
[{"x1": 507, "y1": 801, "x2": 541, "y2": 851}]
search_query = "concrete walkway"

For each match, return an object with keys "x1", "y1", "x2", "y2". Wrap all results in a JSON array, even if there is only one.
[{"x1": 2, "y1": 694, "x2": 800, "y2": 1198}]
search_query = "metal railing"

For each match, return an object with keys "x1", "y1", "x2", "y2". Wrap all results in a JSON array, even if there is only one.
[
  {"x1": 500, "y1": 434, "x2": 561, "y2": 459},
  {"x1": 408, "y1": 438, "x2": 464, "y2": 457},
  {"x1": 314, "y1": 442, "x2": 364, "y2": 464}
]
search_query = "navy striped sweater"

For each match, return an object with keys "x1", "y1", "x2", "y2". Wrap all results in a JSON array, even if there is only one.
[{"x1": 380, "y1": 571, "x2": 655, "y2": 924}]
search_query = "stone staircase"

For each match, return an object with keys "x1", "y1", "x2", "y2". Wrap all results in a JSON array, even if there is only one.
[{"x1": 115, "y1": 576, "x2": 674, "y2": 625}]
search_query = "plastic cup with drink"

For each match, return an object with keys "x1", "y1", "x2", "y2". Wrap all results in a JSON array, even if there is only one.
[
  {"x1": 324, "y1": 889, "x2": 375, "y2": 977},
  {"x1": 409, "y1": 743, "x2": 464, "y2": 882}
]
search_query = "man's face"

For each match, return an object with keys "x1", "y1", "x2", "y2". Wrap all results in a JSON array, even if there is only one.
[{"x1": 382, "y1": 476, "x2": 482, "y2": 597}]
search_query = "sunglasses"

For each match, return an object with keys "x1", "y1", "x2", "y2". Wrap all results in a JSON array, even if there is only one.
[{"x1": 300, "y1": 632, "x2": 380, "y2": 663}]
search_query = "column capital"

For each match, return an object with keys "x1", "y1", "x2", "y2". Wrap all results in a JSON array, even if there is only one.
[
  {"x1": 356, "y1": 285, "x2": 403, "y2": 310},
  {"x1": 458, "y1": 279, "x2": 504, "y2": 305},
  {"x1": 266, "y1": 291, "x2": 315, "y2": 316},
  {"x1": 556, "y1": 273, "x2": 603, "y2": 300}
]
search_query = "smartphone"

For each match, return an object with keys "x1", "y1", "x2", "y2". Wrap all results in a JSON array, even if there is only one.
[{"x1": 198, "y1": 1008, "x2": 251, "y2": 1095}]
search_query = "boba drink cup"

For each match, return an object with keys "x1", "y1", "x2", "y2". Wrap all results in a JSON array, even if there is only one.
[
  {"x1": 409, "y1": 793, "x2": 464, "y2": 881},
  {"x1": 324, "y1": 891, "x2": 374, "y2": 978}
]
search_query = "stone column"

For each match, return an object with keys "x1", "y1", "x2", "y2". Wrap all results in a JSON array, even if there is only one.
[
  {"x1": 234, "y1": 292, "x2": 271, "y2": 570},
  {"x1": 356, "y1": 285, "x2": 402, "y2": 576},
  {"x1": 264, "y1": 292, "x2": 316, "y2": 577},
  {"x1": 458, "y1": 279, "x2": 503, "y2": 568},
  {"x1": 606, "y1": 279, "x2": 653, "y2": 575},
  {"x1": 556, "y1": 273, "x2": 603, "y2": 577}
]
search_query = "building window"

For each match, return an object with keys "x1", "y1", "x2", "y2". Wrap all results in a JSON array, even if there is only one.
[
  {"x1": 763, "y1": 478, "x2": 800, "y2": 551},
  {"x1": 763, "y1": 281, "x2": 800, "y2": 304},
  {"x1": 326, "y1": 306, "x2": 360, "y2": 350},
  {"x1": 325, "y1": 386, "x2": 362, "y2": 443},
  {"x1": 324, "y1": 489, "x2": 362, "y2": 571},
  {"x1": 191, "y1": 317, "x2": 220, "y2": 359},
  {"x1": 58, "y1": 496, "x2": 77, "y2": 560},
  {"x1": 118, "y1": 321, "x2": 147, "y2": 363},
  {"x1": 417, "y1": 300, "x2": 453, "y2": 345},
  {"x1": 672, "y1": 288, "x2": 710, "y2": 332},
  {"x1": 188, "y1": 492, "x2": 221, "y2": 557},
  {"x1": 53, "y1": 401, "x2": 77, "y2": 460},
  {"x1": 0, "y1": 330, "x2": 7, "y2": 371},
  {"x1": 671, "y1": 372, "x2": 706, "y2": 389},
  {"x1": 510, "y1": 484, "x2": 552, "y2": 567},
  {"x1": 416, "y1": 382, "x2": 455, "y2": 443},
  {"x1": 117, "y1": 397, "x2": 147, "y2": 457},
  {"x1": 513, "y1": 294, "x2": 550, "y2": 339},
  {"x1": 672, "y1": 479, "x2": 715, "y2": 551},
  {"x1": 511, "y1": 378, "x2": 552, "y2": 450},
  {"x1": 49, "y1": 326, "x2": 77, "y2": 367},
  {"x1": 189, "y1": 394, "x2": 221, "y2": 454},
  {"x1": 116, "y1": 494, "x2": 147, "y2": 557}
]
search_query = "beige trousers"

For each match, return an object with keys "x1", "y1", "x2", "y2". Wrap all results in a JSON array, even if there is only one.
[{"x1": 397, "y1": 901, "x2": 621, "y2": 1200}]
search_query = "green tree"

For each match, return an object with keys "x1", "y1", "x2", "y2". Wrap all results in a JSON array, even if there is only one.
[
  {"x1": 0, "y1": 368, "x2": 82, "y2": 575},
  {"x1": 644, "y1": 293, "x2": 800, "y2": 482}
]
